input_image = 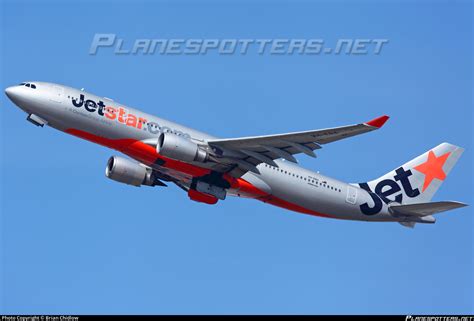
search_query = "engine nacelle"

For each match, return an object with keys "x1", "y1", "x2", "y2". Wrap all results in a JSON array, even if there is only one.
[
  {"x1": 105, "y1": 156, "x2": 156, "y2": 187},
  {"x1": 156, "y1": 132, "x2": 208, "y2": 162}
]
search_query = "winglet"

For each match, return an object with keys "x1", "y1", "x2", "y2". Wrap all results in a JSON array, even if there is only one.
[{"x1": 365, "y1": 115, "x2": 390, "y2": 128}]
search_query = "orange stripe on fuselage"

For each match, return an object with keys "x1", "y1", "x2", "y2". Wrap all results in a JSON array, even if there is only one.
[
  {"x1": 65, "y1": 128, "x2": 336, "y2": 219},
  {"x1": 65, "y1": 128, "x2": 210, "y2": 177}
]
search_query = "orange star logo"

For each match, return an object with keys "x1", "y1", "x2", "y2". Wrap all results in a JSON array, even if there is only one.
[{"x1": 413, "y1": 150, "x2": 451, "y2": 192}]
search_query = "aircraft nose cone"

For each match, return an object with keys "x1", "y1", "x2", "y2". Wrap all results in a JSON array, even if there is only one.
[{"x1": 5, "y1": 86, "x2": 21, "y2": 102}]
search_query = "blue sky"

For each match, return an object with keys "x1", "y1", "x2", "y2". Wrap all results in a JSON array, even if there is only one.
[{"x1": 1, "y1": 0, "x2": 472, "y2": 315}]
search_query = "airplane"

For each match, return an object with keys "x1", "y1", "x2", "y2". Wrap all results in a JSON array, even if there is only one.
[{"x1": 4, "y1": 81, "x2": 467, "y2": 228}]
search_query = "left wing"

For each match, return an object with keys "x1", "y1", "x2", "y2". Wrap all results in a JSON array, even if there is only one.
[{"x1": 207, "y1": 115, "x2": 389, "y2": 176}]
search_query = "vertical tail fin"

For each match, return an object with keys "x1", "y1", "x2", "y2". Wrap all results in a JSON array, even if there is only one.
[{"x1": 366, "y1": 143, "x2": 464, "y2": 205}]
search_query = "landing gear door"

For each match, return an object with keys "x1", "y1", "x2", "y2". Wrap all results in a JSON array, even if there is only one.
[
  {"x1": 346, "y1": 186, "x2": 358, "y2": 204},
  {"x1": 49, "y1": 85, "x2": 64, "y2": 103}
]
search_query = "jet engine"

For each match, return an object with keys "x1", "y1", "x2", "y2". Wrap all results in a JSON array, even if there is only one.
[
  {"x1": 105, "y1": 156, "x2": 158, "y2": 187},
  {"x1": 156, "y1": 132, "x2": 209, "y2": 162}
]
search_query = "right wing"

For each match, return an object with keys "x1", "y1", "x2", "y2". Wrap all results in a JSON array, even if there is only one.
[{"x1": 207, "y1": 115, "x2": 389, "y2": 177}]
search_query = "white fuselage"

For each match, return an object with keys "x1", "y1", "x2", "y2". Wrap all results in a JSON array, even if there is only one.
[{"x1": 5, "y1": 82, "x2": 398, "y2": 222}]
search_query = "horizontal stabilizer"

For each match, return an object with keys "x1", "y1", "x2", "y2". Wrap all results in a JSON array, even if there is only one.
[
  {"x1": 389, "y1": 201, "x2": 467, "y2": 217},
  {"x1": 399, "y1": 221, "x2": 416, "y2": 228}
]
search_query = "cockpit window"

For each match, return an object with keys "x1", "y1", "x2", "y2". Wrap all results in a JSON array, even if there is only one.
[{"x1": 19, "y1": 82, "x2": 37, "y2": 89}]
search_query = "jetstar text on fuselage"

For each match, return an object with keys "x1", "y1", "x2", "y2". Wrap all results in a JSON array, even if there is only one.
[{"x1": 71, "y1": 94, "x2": 190, "y2": 138}]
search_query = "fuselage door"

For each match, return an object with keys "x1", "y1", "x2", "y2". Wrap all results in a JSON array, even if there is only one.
[
  {"x1": 346, "y1": 186, "x2": 358, "y2": 204},
  {"x1": 49, "y1": 85, "x2": 64, "y2": 103}
]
